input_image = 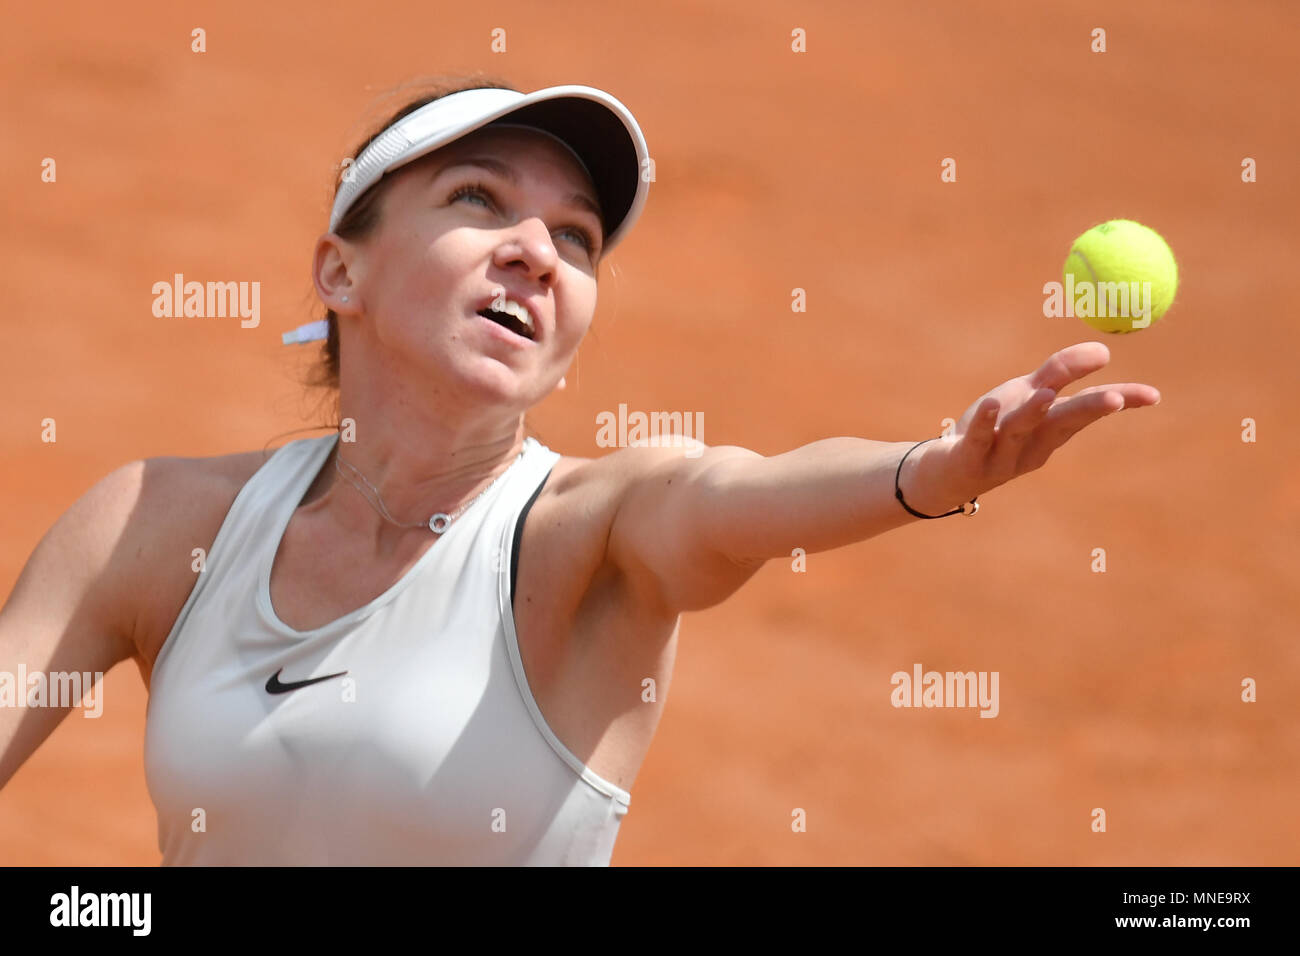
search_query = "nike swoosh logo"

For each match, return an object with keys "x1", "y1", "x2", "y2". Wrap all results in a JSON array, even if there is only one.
[{"x1": 265, "y1": 667, "x2": 349, "y2": 695}]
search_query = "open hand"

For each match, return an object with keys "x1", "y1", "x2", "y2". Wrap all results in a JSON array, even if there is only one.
[{"x1": 910, "y1": 342, "x2": 1161, "y2": 512}]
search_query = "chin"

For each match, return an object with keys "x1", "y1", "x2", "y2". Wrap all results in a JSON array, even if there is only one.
[{"x1": 441, "y1": 357, "x2": 543, "y2": 407}]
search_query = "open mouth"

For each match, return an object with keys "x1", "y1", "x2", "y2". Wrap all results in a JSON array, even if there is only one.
[{"x1": 477, "y1": 307, "x2": 536, "y2": 342}]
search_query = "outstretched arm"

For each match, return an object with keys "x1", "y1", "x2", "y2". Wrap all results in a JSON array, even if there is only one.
[{"x1": 608, "y1": 342, "x2": 1160, "y2": 613}]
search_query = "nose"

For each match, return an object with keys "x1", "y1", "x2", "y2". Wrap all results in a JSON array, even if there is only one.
[{"x1": 492, "y1": 216, "x2": 558, "y2": 287}]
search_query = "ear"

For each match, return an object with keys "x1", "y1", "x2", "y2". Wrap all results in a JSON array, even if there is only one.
[{"x1": 312, "y1": 233, "x2": 361, "y2": 314}]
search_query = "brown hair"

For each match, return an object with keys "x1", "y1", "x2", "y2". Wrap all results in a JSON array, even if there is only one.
[{"x1": 308, "y1": 74, "x2": 521, "y2": 398}]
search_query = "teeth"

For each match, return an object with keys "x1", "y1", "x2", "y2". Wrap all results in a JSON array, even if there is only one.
[{"x1": 499, "y1": 299, "x2": 534, "y2": 335}]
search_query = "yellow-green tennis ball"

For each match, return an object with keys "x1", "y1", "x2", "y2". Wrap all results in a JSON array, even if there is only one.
[{"x1": 1063, "y1": 219, "x2": 1178, "y2": 333}]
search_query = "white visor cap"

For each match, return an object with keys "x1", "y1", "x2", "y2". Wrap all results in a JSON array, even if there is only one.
[{"x1": 329, "y1": 84, "x2": 650, "y2": 256}]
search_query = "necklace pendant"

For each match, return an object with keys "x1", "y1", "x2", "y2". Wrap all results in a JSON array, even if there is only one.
[{"x1": 429, "y1": 513, "x2": 452, "y2": 534}]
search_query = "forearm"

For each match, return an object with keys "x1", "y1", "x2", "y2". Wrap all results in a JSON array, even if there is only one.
[{"x1": 697, "y1": 437, "x2": 964, "y2": 563}]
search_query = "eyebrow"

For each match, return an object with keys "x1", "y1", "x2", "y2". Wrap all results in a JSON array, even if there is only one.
[{"x1": 435, "y1": 156, "x2": 604, "y2": 226}]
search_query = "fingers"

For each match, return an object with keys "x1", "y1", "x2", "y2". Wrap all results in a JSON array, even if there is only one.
[
  {"x1": 1014, "y1": 388, "x2": 1134, "y2": 472},
  {"x1": 985, "y1": 387, "x2": 1056, "y2": 475},
  {"x1": 946, "y1": 397, "x2": 1000, "y2": 482},
  {"x1": 1046, "y1": 389, "x2": 1124, "y2": 434},
  {"x1": 964, "y1": 396, "x2": 1002, "y2": 447},
  {"x1": 957, "y1": 365, "x2": 1162, "y2": 485},
  {"x1": 1045, "y1": 384, "x2": 1166, "y2": 436},
  {"x1": 1067, "y1": 382, "x2": 1162, "y2": 408},
  {"x1": 998, "y1": 387, "x2": 1058, "y2": 438},
  {"x1": 1025, "y1": 342, "x2": 1111, "y2": 393}
]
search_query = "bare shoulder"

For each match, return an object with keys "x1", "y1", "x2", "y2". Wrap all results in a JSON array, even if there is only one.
[
  {"x1": 118, "y1": 447, "x2": 276, "y2": 686},
  {"x1": 538, "y1": 441, "x2": 717, "y2": 529},
  {"x1": 519, "y1": 445, "x2": 680, "y2": 612},
  {"x1": 531, "y1": 440, "x2": 759, "y2": 614},
  {"x1": 547, "y1": 439, "x2": 754, "y2": 496},
  {"x1": 0, "y1": 449, "x2": 271, "y2": 789}
]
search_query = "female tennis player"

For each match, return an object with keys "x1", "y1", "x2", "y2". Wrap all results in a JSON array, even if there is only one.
[{"x1": 0, "y1": 77, "x2": 1160, "y2": 865}]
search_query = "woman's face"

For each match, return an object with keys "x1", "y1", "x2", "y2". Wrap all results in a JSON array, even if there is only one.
[{"x1": 332, "y1": 124, "x2": 604, "y2": 412}]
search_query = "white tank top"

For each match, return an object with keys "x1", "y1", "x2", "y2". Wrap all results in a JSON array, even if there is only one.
[{"x1": 143, "y1": 434, "x2": 631, "y2": 865}]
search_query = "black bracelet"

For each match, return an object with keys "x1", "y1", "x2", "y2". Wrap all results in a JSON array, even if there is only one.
[{"x1": 894, "y1": 438, "x2": 979, "y2": 519}]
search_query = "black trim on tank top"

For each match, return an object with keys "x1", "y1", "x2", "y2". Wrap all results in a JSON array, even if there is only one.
[{"x1": 510, "y1": 467, "x2": 554, "y2": 608}]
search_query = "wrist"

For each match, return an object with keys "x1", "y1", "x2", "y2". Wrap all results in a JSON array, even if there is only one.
[{"x1": 896, "y1": 439, "x2": 973, "y2": 518}]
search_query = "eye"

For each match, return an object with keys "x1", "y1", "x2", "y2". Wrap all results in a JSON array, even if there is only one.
[
  {"x1": 556, "y1": 225, "x2": 598, "y2": 255},
  {"x1": 448, "y1": 182, "x2": 496, "y2": 209},
  {"x1": 449, "y1": 181, "x2": 600, "y2": 257}
]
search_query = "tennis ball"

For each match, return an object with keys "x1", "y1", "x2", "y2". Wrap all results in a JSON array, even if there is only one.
[{"x1": 1063, "y1": 219, "x2": 1178, "y2": 333}]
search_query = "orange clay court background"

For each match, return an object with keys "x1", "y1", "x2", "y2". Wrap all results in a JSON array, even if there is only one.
[{"x1": 2, "y1": 0, "x2": 1297, "y2": 866}]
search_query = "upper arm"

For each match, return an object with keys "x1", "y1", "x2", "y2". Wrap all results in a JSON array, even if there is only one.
[
  {"x1": 0, "y1": 461, "x2": 151, "y2": 790},
  {"x1": 606, "y1": 441, "x2": 768, "y2": 614}
]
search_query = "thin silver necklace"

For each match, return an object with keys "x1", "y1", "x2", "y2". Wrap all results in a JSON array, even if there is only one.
[{"x1": 333, "y1": 446, "x2": 525, "y2": 534}]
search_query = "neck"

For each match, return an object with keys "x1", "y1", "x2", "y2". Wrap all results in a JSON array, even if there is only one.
[{"x1": 306, "y1": 390, "x2": 529, "y2": 551}]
